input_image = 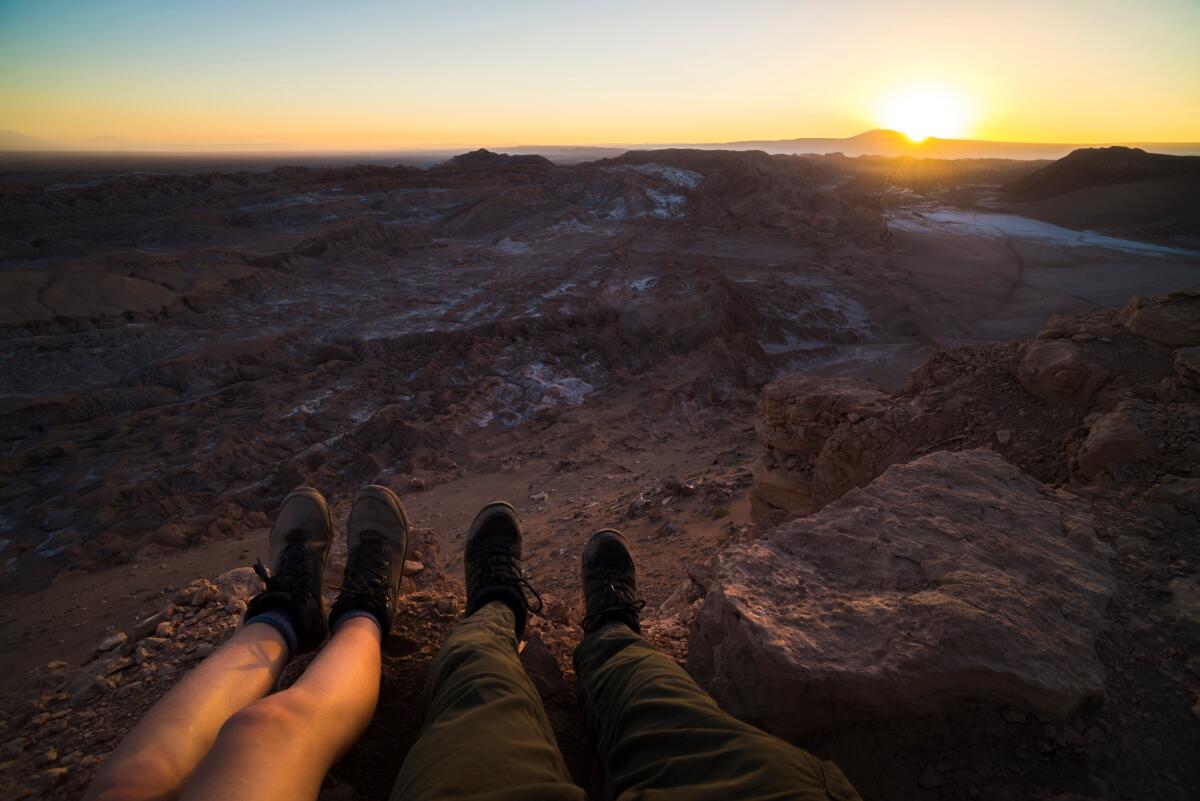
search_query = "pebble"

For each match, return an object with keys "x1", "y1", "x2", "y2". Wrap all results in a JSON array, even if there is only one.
[
  {"x1": 39, "y1": 767, "x2": 70, "y2": 790},
  {"x1": 95, "y1": 632, "x2": 128, "y2": 653},
  {"x1": 133, "y1": 611, "x2": 168, "y2": 640},
  {"x1": 995, "y1": 429, "x2": 1012, "y2": 445}
]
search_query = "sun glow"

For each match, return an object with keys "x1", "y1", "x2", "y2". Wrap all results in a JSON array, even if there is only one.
[{"x1": 878, "y1": 85, "x2": 972, "y2": 142}]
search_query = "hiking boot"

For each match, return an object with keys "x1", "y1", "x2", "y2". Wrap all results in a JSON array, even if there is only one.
[
  {"x1": 580, "y1": 529, "x2": 645, "y2": 634},
  {"x1": 245, "y1": 486, "x2": 334, "y2": 653},
  {"x1": 465, "y1": 502, "x2": 542, "y2": 639},
  {"x1": 328, "y1": 485, "x2": 411, "y2": 635}
]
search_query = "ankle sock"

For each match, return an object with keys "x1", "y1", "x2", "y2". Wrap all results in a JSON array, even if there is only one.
[
  {"x1": 244, "y1": 608, "x2": 299, "y2": 656},
  {"x1": 331, "y1": 608, "x2": 384, "y2": 636}
]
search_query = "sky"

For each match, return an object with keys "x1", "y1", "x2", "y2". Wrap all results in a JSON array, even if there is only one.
[{"x1": 1, "y1": 0, "x2": 1198, "y2": 151}]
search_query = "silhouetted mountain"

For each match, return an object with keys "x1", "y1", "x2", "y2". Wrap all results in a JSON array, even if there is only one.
[
  {"x1": 0, "y1": 129, "x2": 62, "y2": 151},
  {"x1": 1003, "y1": 146, "x2": 1200, "y2": 201},
  {"x1": 445, "y1": 148, "x2": 554, "y2": 168},
  {"x1": 1002, "y1": 146, "x2": 1200, "y2": 246}
]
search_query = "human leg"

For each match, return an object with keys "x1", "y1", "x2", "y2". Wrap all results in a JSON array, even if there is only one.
[
  {"x1": 391, "y1": 502, "x2": 584, "y2": 801},
  {"x1": 85, "y1": 487, "x2": 334, "y2": 801},
  {"x1": 184, "y1": 484, "x2": 414, "y2": 800},
  {"x1": 391, "y1": 602, "x2": 585, "y2": 801},
  {"x1": 84, "y1": 623, "x2": 289, "y2": 801},
  {"x1": 180, "y1": 616, "x2": 382, "y2": 801},
  {"x1": 574, "y1": 530, "x2": 861, "y2": 801}
]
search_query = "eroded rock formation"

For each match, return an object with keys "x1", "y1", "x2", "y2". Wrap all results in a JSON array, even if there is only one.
[{"x1": 752, "y1": 285, "x2": 1200, "y2": 524}]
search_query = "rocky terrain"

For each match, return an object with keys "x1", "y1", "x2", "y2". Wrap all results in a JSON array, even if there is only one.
[
  {"x1": 1004, "y1": 147, "x2": 1200, "y2": 202},
  {"x1": 1, "y1": 148, "x2": 1199, "y2": 799}
]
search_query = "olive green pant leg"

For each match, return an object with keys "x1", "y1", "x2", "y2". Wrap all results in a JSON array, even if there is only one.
[
  {"x1": 391, "y1": 601, "x2": 587, "y2": 801},
  {"x1": 573, "y1": 622, "x2": 862, "y2": 801}
]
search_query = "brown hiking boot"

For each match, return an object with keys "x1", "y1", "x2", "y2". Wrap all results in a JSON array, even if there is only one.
[
  {"x1": 245, "y1": 486, "x2": 334, "y2": 653},
  {"x1": 329, "y1": 485, "x2": 411, "y2": 634}
]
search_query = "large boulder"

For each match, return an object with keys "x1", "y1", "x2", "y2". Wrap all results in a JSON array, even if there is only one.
[
  {"x1": 1017, "y1": 339, "x2": 1109, "y2": 404},
  {"x1": 689, "y1": 449, "x2": 1113, "y2": 738},
  {"x1": 1072, "y1": 400, "x2": 1161, "y2": 481},
  {"x1": 1121, "y1": 287, "x2": 1200, "y2": 347}
]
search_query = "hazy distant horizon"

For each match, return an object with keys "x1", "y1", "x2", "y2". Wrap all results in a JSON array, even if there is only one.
[
  {"x1": 4, "y1": 126, "x2": 1200, "y2": 152},
  {"x1": 3, "y1": 0, "x2": 1198, "y2": 151},
  {"x1": 3, "y1": 128, "x2": 1199, "y2": 171}
]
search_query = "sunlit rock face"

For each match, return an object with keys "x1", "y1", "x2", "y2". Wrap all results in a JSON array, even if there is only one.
[{"x1": 691, "y1": 449, "x2": 1114, "y2": 736}]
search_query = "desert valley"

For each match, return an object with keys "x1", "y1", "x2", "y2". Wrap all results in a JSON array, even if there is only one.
[{"x1": 0, "y1": 138, "x2": 1198, "y2": 799}]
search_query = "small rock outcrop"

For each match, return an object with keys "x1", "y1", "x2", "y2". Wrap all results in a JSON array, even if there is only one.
[
  {"x1": 1121, "y1": 287, "x2": 1200, "y2": 347},
  {"x1": 1072, "y1": 400, "x2": 1161, "y2": 481},
  {"x1": 751, "y1": 375, "x2": 892, "y2": 520},
  {"x1": 690, "y1": 449, "x2": 1115, "y2": 737}
]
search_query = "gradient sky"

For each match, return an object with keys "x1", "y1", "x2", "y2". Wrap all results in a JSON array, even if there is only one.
[{"x1": 1, "y1": 0, "x2": 1198, "y2": 150}]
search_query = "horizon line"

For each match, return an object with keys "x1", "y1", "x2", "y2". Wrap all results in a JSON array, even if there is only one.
[{"x1": 4, "y1": 128, "x2": 1200, "y2": 157}]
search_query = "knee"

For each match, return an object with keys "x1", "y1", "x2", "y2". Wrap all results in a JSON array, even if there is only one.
[{"x1": 215, "y1": 692, "x2": 311, "y2": 747}]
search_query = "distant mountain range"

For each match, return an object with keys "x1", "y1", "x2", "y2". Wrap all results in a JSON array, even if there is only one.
[
  {"x1": 2, "y1": 127, "x2": 1198, "y2": 162},
  {"x1": 705, "y1": 129, "x2": 1200, "y2": 160}
]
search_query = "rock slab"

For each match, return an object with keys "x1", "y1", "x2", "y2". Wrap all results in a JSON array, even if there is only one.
[{"x1": 690, "y1": 449, "x2": 1114, "y2": 737}]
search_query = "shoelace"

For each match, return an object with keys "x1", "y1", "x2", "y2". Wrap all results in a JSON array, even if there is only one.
[
  {"x1": 580, "y1": 569, "x2": 646, "y2": 632},
  {"x1": 254, "y1": 529, "x2": 315, "y2": 606},
  {"x1": 338, "y1": 531, "x2": 391, "y2": 602},
  {"x1": 470, "y1": 545, "x2": 544, "y2": 615}
]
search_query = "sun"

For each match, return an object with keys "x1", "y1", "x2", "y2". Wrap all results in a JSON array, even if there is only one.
[{"x1": 878, "y1": 85, "x2": 971, "y2": 142}]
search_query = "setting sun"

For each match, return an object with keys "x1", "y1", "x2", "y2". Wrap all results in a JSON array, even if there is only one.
[{"x1": 878, "y1": 85, "x2": 972, "y2": 142}]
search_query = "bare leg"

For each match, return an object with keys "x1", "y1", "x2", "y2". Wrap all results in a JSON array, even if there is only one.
[
  {"x1": 179, "y1": 617, "x2": 382, "y2": 801},
  {"x1": 85, "y1": 622, "x2": 289, "y2": 801}
]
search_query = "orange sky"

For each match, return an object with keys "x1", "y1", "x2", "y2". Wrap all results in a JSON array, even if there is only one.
[{"x1": 2, "y1": 0, "x2": 1198, "y2": 151}]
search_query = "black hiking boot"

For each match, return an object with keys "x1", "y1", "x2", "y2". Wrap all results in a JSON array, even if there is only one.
[
  {"x1": 328, "y1": 485, "x2": 411, "y2": 635},
  {"x1": 245, "y1": 486, "x2": 334, "y2": 653},
  {"x1": 465, "y1": 502, "x2": 542, "y2": 639},
  {"x1": 580, "y1": 529, "x2": 646, "y2": 634}
]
